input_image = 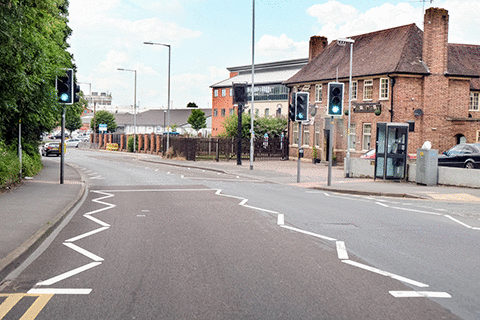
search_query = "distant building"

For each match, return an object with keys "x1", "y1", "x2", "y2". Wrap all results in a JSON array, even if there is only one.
[
  {"x1": 114, "y1": 108, "x2": 212, "y2": 136},
  {"x1": 210, "y1": 58, "x2": 308, "y2": 136}
]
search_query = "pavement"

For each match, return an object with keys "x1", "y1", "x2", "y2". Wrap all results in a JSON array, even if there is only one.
[{"x1": 1, "y1": 151, "x2": 480, "y2": 282}]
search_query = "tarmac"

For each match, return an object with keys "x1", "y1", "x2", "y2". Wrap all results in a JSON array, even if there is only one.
[{"x1": 1, "y1": 150, "x2": 480, "y2": 281}]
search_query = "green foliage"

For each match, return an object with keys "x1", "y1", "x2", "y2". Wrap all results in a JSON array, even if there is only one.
[
  {"x1": 187, "y1": 109, "x2": 207, "y2": 132},
  {"x1": 90, "y1": 110, "x2": 117, "y2": 133},
  {"x1": 0, "y1": 0, "x2": 74, "y2": 147},
  {"x1": 220, "y1": 114, "x2": 287, "y2": 139},
  {"x1": 186, "y1": 102, "x2": 198, "y2": 108},
  {"x1": 127, "y1": 135, "x2": 138, "y2": 152},
  {"x1": 21, "y1": 150, "x2": 43, "y2": 177},
  {"x1": 65, "y1": 92, "x2": 88, "y2": 132},
  {"x1": 0, "y1": 142, "x2": 21, "y2": 187}
]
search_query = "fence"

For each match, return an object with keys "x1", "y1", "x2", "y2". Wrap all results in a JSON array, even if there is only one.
[{"x1": 90, "y1": 133, "x2": 288, "y2": 162}]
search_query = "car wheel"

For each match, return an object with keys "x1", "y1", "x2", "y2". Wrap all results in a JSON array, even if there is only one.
[{"x1": 465, "y1": 162, "x2": 474, "y2": 169}]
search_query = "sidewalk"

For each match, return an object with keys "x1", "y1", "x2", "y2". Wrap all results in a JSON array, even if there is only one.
[
  {"x1": 0, "y1": 158, "x2": 84, "y2": 281},
  {"x1": 2, "y1": 153, "x2": 480, "y2": 281},
  {"x1": 137, "y1": 154, "x2": 480, "y2": 202}
]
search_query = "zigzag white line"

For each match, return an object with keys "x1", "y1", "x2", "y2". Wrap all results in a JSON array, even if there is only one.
[{"x1": 34, "y1": 191, "x2": 114, "y2": 290}]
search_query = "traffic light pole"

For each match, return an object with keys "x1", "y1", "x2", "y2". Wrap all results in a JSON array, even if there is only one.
[
  {"x1": 328, "y1": 116, "x2": 334, "y2": 186},
  {"x1": 60, "y1": 104, "x2": 65, "y2": 184},
  {"x1": 237, "y1": 104, "x2": 243, "y2": 165},
  {"x1": 297, "y1": 122, "x2": 303, "y2": 183}
]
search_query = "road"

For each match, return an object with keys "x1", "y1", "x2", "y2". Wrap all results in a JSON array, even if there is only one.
[{"x1": 1, "y1": 149, "x2": 479, "y2": 319}]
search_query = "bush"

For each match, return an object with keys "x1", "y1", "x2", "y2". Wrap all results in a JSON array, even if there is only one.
[
  {"x1": 127, "y1": 135, "x2": 138, "y2": 152},
  {"x1": 0, "y1": 141, "x2": 43, "y2": 188}
]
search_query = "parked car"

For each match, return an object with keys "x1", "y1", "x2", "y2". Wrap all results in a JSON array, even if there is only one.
[
  {"x1": 360, "y1": 149, "x2": 416, "y2": 160},
  {"x1": 41, "y1": 142, "x2": 60, "y2": 157},
  {"x1": 66, "y1": 138, "x2": 81, "y2": 148},
  {"x1": 438, "y1": 143, "x2": 480, "y2": 169}
]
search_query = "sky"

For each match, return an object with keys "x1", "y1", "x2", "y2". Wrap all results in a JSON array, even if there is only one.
[{"x1": 68, "y1": 0, "x2": 480, "y2": 112}]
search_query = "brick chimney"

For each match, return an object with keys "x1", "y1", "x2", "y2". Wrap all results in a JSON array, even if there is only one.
[
  {"x1": 309, "y1": 36, "x2": 328, "y2": 62},
  {"x1": 422, "y1": 7, "x2": 449, "y2": 74}
]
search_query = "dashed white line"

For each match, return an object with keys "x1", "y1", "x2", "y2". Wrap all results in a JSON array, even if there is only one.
[
  {"x1": 389, "y1": 291, "x2": 451, "y2": 298},
  {"x1": 342, "y1": 260, "x2": 429, "y2": 288},
  {"x1": 336, "y1": 241, "x2": 349, "y2": 260},
  {"x1": 28, "y1": 288, "x2": 92, "y2": 295}
]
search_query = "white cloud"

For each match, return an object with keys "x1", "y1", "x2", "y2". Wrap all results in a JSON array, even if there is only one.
[
  {"x1": 307, "y1": 1, "x2": 359, "y2": 25},
  {"x1": 257, "y1": 34, "x2": 309, "y2": 60}
]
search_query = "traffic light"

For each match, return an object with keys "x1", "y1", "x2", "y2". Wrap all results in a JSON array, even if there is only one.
[
  {"x1": 56, "y1": 69, "x2": 74, "y2": 105},
  {"x1": 327, "y1": 82, "x2": 344, "y2": 116},
  {"x1": 74, "y1": 81, "x2": 81, "y2": 103},
  {"x1": 233, "y1": 83, "x2": 247, "y2": 104},
  {"x1": 288, "y1": 104, "x2": 295, "y2": 121},
  {"x1": 294, "y1": 92, "x2": 309, "y2": 122}
]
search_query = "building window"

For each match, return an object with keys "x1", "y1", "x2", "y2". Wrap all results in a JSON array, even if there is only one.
[
  {"x1": 222, "y1": 89, "x2": 226, "y2": 97},
  {"x1": 255, "y1": 109, "x2": 259, "y2": 116},
  {"x1": 229, "y1": 108, "x2": 235, "y2": 116},
  {"x1": 303, "y1": 125, "x2": 310, "y2": 146},
  {"x1": 265, "y1": 108, "x2": 270, "y2": 117},
  {"x1": 314, "y1": 121, "x2": 321, "y2": 147},
  {"x1": 349, "y1": 123, "x2": 356, "y2": 150},
  {"x1": 315, "y1": 84, "x2": 323, "y2": 102},
  {"x1": 363, "y1": 123, "x2": 372, "y2": 150},
  {"x1": 470, "y1": 92, "x2": 479, "y2": 111},
  {"x1": 213, "y1": 109, "x2": 218, "y2": 117},
  {"x1": 477, "y1": 130, "x2": 480, "y2": 143},
  {"x1": 229, "y1": 88, "x2": 233, "y2": 97},
  {"x1": 351, "y1": 81, "x2": 357, "y2": 100},
  {"x1": 220, "y1": 109, "x2": 226, "y2": 117},
  {"x1": 214, "y1": 89, "x2": 218, "y2": 97},
  {"x1": 293, "y1": 122, "x2": 299, "y2": 145},
  {"x1": 380, "y1": 78, "x2": 389, "y2": 99},
  {"x1": 363, "y1": 79, "x2": 373, "y2": 100}
]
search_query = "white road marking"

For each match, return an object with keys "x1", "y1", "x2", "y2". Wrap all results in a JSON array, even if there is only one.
[
  {"x1": 36, "y1": 262, "x2": 101, "y2": 286},
  {"x1": 63, "y1": 243, "x2": 104, "y2": 262},
  {"x1": 65, "y1": 226, "x2": 110, "y2": 242},
  {"x1": 98, "y1": 188, "x2": 213, "y2": 193},
  {"x1": 389, "y1": 291, "x2": 451, "y2": 298},
  {"x1": 336, "y1": 241, "x2": 349, "y2": 260},
  {"x1": 280, "y1": 225, "x2": 337, "y2": 242},
  {"x1": 277, "y1": 214, "x2": 285, "y2": 226},
  {"x1": 28, "y1": 288, "x2": 92, "y2": 295},
  {"x1": 342, "y1": 260, "x2": 429, "y2": 288},
  {"x1": 445, "y1": 215, "x2": 480, "y2": 230},
  {"x1": 83, "y1": 215, "x2": 110, "y2": 227},
  {"x1": 137, "y1": 215, "x2": 146, "y2": 217}
]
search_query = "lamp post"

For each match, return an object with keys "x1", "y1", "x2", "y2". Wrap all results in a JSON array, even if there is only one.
[
  {"x1": 117, "y1": 68, "x2": 137, "y2": 152},
  {"x1": 250, "y1": 0, "x2": 255, "y2": 170},
  {"x1": 143, "y1": 41, "x2": 171, "y2": 152},
  {"x1": 337, "y1": 38, "x2": 355, "y2": 178}
]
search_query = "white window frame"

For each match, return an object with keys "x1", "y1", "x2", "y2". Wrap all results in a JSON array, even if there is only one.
[
  {"x1": 380, "y1": 78, "x2": 389, "y2": 100},
  {"x1": 213, "y1": 109, "x2": 218, "y2": 117},
  {"x1": 221, "y1": 108, "x2": 225, "y2": 117},
  {"x1": 351, "y1": 81, "x2": 357, "y2": 100},
  {"x1": 303, "y1": 125, "x2": 310, "y2": 146},
  {"x1": 265, "y1": 108, "x2": 270, "y2": 117},
  {"x1": 229, "y1": 88, "x2": 233, "y2": 97},
  {"x1": 314, "y1": 121, "x2": 321, "y2": 147},
  {"x1": 214, "y1": 89, "x2": 218, "y2": 97},
  {"x1": 362, "y1": 123, "x2": 372, "y2": 150},
  {"x1": 221, "y1": 89, "x2": 226, "y2": 97},
  {"x1": 470, "y1": 92, "x2": 479, "y2": 111},
  {"x1": 363, "y1": 79, "x2": 373, "y2": 101},
  {"x1": 293, "y1": 122, "x2": 299, "y2": 145},
  {"x1": 349, "y1": 123, "x2": 356, "y2": 150},
  {"x1": 315, "y1": 84, "x2": 323, "y2": 102}
]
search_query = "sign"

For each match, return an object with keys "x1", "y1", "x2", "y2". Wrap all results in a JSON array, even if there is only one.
[{"x1": 99, "y1": 124, "x2": 107, "y2": 132}]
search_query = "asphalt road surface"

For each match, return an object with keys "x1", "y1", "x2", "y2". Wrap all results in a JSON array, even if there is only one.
[{"x1": 2, "y1": 149, "x2": 478, "y2": 319}]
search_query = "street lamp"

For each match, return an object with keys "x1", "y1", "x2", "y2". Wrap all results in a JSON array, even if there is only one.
[
  {"x1": 337, "y1": 38, "x2": 355, "y2": 178},
  {"x1": 143, "y1": 41, "x2": 171, "y2": 153},
  {"x1": 117, "y1": 68, "x2": 137, "y2": 152}
]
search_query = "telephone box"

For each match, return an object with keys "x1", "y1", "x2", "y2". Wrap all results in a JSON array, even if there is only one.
[{"x1": 375, "y1": 123, "x2": 409, "y2": 180}]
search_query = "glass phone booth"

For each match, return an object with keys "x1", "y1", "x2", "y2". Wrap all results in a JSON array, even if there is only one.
[{"x1": 375, "y1": 123, "x2": 409, "y2": 180}]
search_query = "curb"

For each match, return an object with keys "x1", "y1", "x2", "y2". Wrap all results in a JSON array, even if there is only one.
[
  {"x1": 311, "y1": 186, "x2": 428, "y2": 199},
  {"x1": 0, "y1": 164, "x2": 86, "y2": 282}
]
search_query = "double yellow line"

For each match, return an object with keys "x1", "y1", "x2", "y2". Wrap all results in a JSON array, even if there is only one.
[{"x1": 0, "y1": 293, "x2": 53, "y2": 320}]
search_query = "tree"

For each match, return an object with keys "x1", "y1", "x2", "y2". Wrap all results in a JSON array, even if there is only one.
[
  {"x1": 186, "y1": 102, "x2": 198, "y2": 108},
  {"x1": 187, "y1": 109, "x2": 207, "y2": 133},
  {"x1": 90, "y1": 110, "x2": 117, "y2": 133},
  {"x1": 220, "y1": 114, "x2": 287, "y2": 139},
  {"x1": 0, "y1": 0, "x2": 73, "y2": 151},
  {"x1": 65, "y1": 92, "x2": 88, "y2": 133}
]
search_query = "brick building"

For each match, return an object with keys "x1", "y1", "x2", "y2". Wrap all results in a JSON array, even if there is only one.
[
  {"x1": 284, "y1": 7, "x2": 480, "y2": 161},
  {"x1": 210, "y1": 59, "x2": 308, "y2": 136}
]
